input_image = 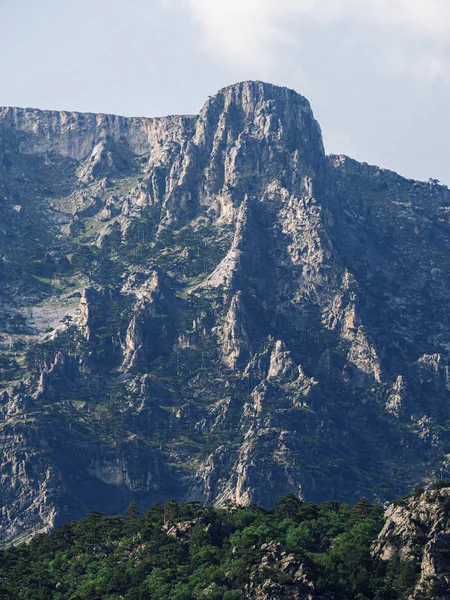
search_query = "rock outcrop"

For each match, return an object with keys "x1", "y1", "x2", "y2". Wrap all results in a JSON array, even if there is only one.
[
  {"x1": 247, "y1": 541, "x2": 316, "y2": 599},
  {"x1": 374, "y1": 486, "x2": 450, "y2": 599}
]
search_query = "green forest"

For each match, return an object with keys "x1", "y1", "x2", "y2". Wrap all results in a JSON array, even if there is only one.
[{"x1": 0, "y1": 495, "x2": 420, "y2": 600}]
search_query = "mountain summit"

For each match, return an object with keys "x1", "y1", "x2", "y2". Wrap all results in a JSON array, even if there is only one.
[{"x1": 1, "y1": 82, "x2": 450, "y2": 546}]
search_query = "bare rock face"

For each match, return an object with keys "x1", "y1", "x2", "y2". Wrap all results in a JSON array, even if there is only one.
[
  {"x1": 2, "y1": 80, "x2": 450, "y2": 544},
  {"x1": 79, "y1": 287, "x2": 106, "y2": 342},
  {"x1": 0, "y1": 106, "x2": 195, "y2": 162},
  {"x1": 246, "y1": 541, "x2": 316, "y2": 599},
  {"x1": 220, "y1": 291, "x2": 251, "y2": 369},
  {"x1": 77, "y1": 138, "x2": 134, "y2": 183},
  {"x1": 384, "y1": 375, "x2": 409, "y2": 418},
  {"x1": 374, "y1": 487, "x2": 450, "y2": 599},
  {"x1": 267, "y1": 340, "x2": 297, "y2": 382},
  {"x1": 414, "y1": 354, "x2": 450, "y2": 392},
  {"x1": 121, "y1": 270, "x2": 178, "y2": 371},
  {"x1": 34, "y1": 350, "x2": 77, "y2": 401}
]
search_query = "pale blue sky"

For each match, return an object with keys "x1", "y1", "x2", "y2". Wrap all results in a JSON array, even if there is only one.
[{"x1": 1, "y1": 0, "x2": 449, "y2": 184}]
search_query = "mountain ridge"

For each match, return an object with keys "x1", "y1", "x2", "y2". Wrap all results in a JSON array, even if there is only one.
[{"x1": 1, "y1": 79, "x2": 442, "y2": 187}]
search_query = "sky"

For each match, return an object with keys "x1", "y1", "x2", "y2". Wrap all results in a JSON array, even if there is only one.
[{"x1": 1, "y1": 0, "x2": 449, "y2": 184}]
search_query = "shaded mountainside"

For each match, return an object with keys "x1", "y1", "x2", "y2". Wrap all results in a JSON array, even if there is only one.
[{"x1": 1, "y1": 81, "x2": 450, "y2": 546}]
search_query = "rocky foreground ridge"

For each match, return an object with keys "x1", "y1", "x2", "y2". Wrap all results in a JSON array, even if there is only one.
[
  {"x1": 374, "y1": 485, "x2": 450, "y2": 599},
  {"x1": 1, "y1": 81, "x2": 450, "y2": 546}
]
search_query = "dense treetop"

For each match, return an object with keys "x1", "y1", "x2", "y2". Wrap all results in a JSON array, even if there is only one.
[{"x1": 0, "y1": 495, "x2": 420, "y2": 600}]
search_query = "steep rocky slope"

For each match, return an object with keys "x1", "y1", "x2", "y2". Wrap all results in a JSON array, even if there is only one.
[
  {"x1": 1, "y1": 81, "x2": 450, "y2": 546},
  {"x1": 374, "y1": 485, "x2": 450, "y2": 599}
]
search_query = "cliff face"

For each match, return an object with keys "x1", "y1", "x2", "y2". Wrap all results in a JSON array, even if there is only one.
[
  {"x1": 1, "y1": 81, "x2": 450, "y2": 546},
  {"x1": 374, "y1": 486, "x2": 450, "y2": 599}
]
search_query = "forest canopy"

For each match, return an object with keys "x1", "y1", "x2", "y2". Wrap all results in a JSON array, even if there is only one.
[{"x1": 0, "y1": 495, "x2": 420, "y2": 600}]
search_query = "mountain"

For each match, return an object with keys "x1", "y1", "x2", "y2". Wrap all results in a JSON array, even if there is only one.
[{"x1": 1, "y1": 80, "x2": 450, "y2": 547}]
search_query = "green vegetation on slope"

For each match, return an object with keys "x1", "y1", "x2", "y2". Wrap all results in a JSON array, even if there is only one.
[{"x1": 0, "y1": 496, "x2": 419, "y2": 600}]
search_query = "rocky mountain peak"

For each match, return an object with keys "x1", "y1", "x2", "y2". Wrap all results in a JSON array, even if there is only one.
[
  {"x1": 200, "y1": 81, "x2": 320, "y2": 140},
  {"x1": 195, "y1": 81, "x2": 325, "y2": 191}
]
